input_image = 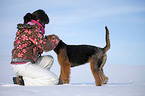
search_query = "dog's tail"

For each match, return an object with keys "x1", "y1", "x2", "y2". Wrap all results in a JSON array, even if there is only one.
[{"x1": 103, "y1": 26, "x2": 110, "y2": 53}]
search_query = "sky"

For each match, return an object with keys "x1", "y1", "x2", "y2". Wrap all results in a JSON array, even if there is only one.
[{"x1": 0, "y1": 0, "x2": 145, "y2": 67}]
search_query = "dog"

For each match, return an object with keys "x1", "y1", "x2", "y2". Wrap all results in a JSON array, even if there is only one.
[{"x1": 45, "y1": 26, "x2": 110, "y2": 86}]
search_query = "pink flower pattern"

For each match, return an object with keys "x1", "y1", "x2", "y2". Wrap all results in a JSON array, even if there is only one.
[
  {"x1": 23, "y1": 49, "x2": 27, "y2": 53},
  {"x1": 12, "y1": 20, "x2": 59, "y2": 62},
  {"x1": 21, "y1": 34, "x2": 28, "y2": 41},
  {"x1": 18, "y1": 52, "x2": 23, "y2": 57},
  {"x1": 12, "y1": 21, "x2": 46, "y2": 61},
  {"x1": 28, "y1": 30, "x2": 31, "y2": 34}
]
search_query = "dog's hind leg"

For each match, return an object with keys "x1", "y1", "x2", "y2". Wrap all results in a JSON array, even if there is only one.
[
  {"x1": 100, "y1": 55, "x2": 108, "y2": 84},
  {"x1": 90, "y1": 60, "x2": 102, "y2": 86}
]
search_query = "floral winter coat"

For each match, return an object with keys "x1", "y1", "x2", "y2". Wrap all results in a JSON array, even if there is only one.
[{"x1": 11, "y1": 20, "x2": 59, "y2": 63}]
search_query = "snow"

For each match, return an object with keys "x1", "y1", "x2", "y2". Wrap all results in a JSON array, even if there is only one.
[
  {"x1": 0, "y1": 63, "x2": 145, "y2": 96},
  {"x1": 0, "y1": 82, "x2": 145, "y2": 96}
]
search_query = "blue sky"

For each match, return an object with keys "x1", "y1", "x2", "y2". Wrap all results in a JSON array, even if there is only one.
[{"x1": 0, "y1": 0, "x2": 145, "y2": 66}]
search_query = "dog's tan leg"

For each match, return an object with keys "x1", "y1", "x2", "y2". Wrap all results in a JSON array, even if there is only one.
[
  {"x1": 58, "y1": 49, "x2": 71, "y2": 84},
  {"x1": 90, "y1": 62, "x2": 102, "y2": 86},
  {"x1": 58, "y1": 71, "x2": 63, "y2": 84},
  {"x1": 100, "y1": 69, "x2": 108, "y2": 84},
  {"x1": 58, "y1": 63, "x2": 71, "y2": 84},
  {"x1": 99, "y1": 55, "x2": 108, "y2": 84}
]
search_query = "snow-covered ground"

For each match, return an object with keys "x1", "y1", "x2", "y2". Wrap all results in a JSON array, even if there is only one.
[
  {"x1": 0, "y1": 82, "x2": 145, "y2": 96},
  {"x1": 0, "y1": 55, "x2": 145, "y2": 96}
]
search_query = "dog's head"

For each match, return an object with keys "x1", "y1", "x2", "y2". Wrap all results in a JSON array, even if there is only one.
[{"x1": 45, "y1": 34, "x2": 60, "y2": 50}]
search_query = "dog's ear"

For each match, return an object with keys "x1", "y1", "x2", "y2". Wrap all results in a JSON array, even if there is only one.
[
  {"x1": 45, "y1": 35, "x2": 53, "y2": 38},
  {"x1": 45, "y1": 35, "x2": 52, "y2": 41},
  {"x1": 45, "y1": 35, "x2": 50, "y2": 40},
  {"x1": 45, "y1": 36, "x2": 47, "y2": 39}
]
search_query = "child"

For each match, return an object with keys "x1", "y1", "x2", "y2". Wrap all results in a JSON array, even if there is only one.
[{"x1": 11, "y1": 9, "x2": 59, "y2": 86}]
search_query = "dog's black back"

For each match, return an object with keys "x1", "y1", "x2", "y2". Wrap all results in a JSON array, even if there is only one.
[{"x1": 54, "y1": 40, "x2": 104, "y2": 67}]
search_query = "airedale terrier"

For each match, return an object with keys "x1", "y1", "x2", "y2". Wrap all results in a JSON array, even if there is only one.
[{"x1": 46, "y1": 26, "x2": 110, "y2": 86}]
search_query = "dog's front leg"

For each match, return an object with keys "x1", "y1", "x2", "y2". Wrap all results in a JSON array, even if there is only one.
[
  {"x1": 58, "y1": 72, "x2": 63, "y2": 84},
  {"x1": 58, "y1": 63, "x2": 71, "y2": 84},
  {"x1": 57, "y1": 48, "x2": 71, "y2": 84}
]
